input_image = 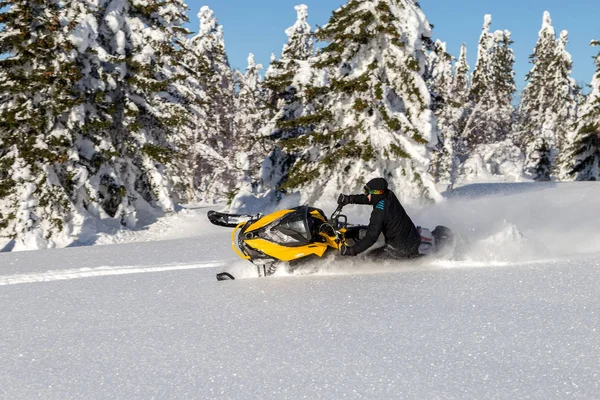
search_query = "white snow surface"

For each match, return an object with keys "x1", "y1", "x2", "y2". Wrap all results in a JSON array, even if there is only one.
[{"x1": 1, "y1": 183, "x2": 600, "y2": 399}]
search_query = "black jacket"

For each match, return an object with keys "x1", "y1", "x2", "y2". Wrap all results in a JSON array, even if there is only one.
[{"x1": 348, "y1": 190, "x2": 421, "y2": 256}]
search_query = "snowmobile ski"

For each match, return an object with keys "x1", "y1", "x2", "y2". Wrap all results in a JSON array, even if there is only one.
[
  {"x1": 207, "y1": 210, "x2": 261, "y2": 228},
  {"x1": 216, "y1": 272, "x2": 236, "y2": 281}
]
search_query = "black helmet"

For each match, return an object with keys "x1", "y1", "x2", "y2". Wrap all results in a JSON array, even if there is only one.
[{"x1": 363, "y1": 178, "x2": 388, "y2": 204}]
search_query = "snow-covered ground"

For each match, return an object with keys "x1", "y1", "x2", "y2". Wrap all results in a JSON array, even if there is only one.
[{"x1": 1, "y1": 182, "x2": 600, "y2": 399}]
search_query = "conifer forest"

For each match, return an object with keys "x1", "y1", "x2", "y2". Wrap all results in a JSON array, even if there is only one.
[{"x1": 0, "y1": 0, "x2": 599, "y2": 249}]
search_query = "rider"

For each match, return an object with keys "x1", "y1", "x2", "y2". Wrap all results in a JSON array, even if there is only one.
[{"x1": 337, "y1": 177, "x2": 421, "y2": 260}]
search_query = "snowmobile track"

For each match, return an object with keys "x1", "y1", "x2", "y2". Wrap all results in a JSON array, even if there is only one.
[{"x1": 0, "y1": 261, "x2": 225, "y2": 286}]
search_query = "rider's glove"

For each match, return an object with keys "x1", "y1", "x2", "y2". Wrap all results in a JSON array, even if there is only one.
[
  {"x1": 337, "y1": 193, "x2": 351, "y2": 207},
  {"x1": 340, "y1": 244, "x2": 356, "y2": 256}
]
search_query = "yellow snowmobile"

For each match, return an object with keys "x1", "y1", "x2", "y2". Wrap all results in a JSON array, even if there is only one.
[
  {"x1": 207, "y1": 205, "x2": 455, "y2": 280},
  {"x1": 208, "y1": 205, "x2": 361, "y2": 280}
]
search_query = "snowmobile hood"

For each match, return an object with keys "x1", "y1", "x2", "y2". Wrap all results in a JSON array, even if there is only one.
[{"x1": 365, "y1": 177, "x2": 388, "y2": 205}]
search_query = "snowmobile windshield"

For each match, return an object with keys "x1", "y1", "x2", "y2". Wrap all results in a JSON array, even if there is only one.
[{"x1": 263, "y1": 207, "x2": 314, "y2": 246}]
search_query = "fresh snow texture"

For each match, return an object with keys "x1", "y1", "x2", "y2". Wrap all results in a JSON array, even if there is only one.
[{"x1": 1, "y1": 183, "x2": 600, "y2": 399}]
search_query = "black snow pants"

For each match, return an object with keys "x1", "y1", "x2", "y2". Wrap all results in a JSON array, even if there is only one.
[{"x1": 366, "y1": 241, "x2": 420, "y2": 261}]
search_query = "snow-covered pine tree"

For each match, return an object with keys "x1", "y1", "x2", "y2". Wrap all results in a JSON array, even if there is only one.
[
  {"x1": 459, "y1": 16, "x2": 523, "y2": 182},
  {"x1": 552, "y1": 30, "x2": 580, "y2": 178},
  {"x1": 553, "y1": 31, "x2": 579, "y2": 148},
  {"x1": 454, "y1": 44, "x2": 471, "y2": 113},
  {"x1": 183, "y1": 6, "x2": 236, "y2": 203},
  {"x1": 0, "y1": 0, "x2": 83, "y2": 248},
  {"x1": 426, "y1": 40, "x2": 459, "y2": 184},
  {"x1": 228, "y1": 4, "x2": 317, "y2": 212},
  {"x1": 281, "y1": 4, "x2": 314, "y2": 61},
  {"x1": 262, "y1": 3, "x2": 315, "y2": 134},
  {"x1": 470, "y1": 15, "x2": 493, "y2": 106},
  {"x1": 91, "y1": 0, "x2": 192, "y2": 214},
  {"x1": 490, "y1": 30, "x2": 517, "y2": 140},
  {"x1": 0, "y1": 0, "x2": 194, "y2": 249},
  {"x1": 450, "y1": 44, "x2": 471, "y2": 164},
  {"x1": 234, "y1": 53, "x2": 267, "y2": 183},
  {"x1": 168, "y1": 50, "x2": 204, "y2": 204},
  {"x1": 276, "y1": 0, "x2": 440, "y2": 205},
  {"x1": 562, "y1": 41, "x2": 600, "y2": 180},
  {"x1": 463, "y1": 16, "x2": 516, "y2": 149},
  {"x1": 517, "y1": 12, "x2": 578, "y2": 181},
  {"x1": 517, "y1": 11, "x2": 558, "y2": 181},
  {"x1": 262, "y1": 4, "x2": 314, "y2": 127}
]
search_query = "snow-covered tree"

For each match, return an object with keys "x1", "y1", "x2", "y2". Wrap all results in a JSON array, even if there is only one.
[
  {"x1": 184, "y1": 6, "x2": 236, "y2": 203},
  {"x1": 517, "y1": 12, "x2": 578, "y2": 181},
  {"x1": 451, "y1": 44, "x2": 471, "y2": 160},
  {"x1": 517, "y1": 11, "x2": 558, "y2": 180},
  {"x1": 275, "y1": 0, "x2": 440, "y2": 205},
  {"x1": 552, "y1": 31, "x2": 580, "y2": 178},
  {"x1": 232, "y1": 4, "x2": 317, "y2": 209},
  {"x1": 552, "y1": 31, "x2": 579, "y2": 151},
  {"x1": 0, "y1": 0, "x2": 192, "y2": 249},
  {"x1": 234, "y1": 53, "x2": 267, "y2": 182},
  {"x1": 281, "y1": 4, "x2": 314, "y2": 61},
  {"x1": 261, "y1": 3, "x2": 315, "y2": 140},
  {"x1": 454, "y1": 44, "x2": 471, "y2": 110},
  {"x1": 463, "y1": 16, "x2": 516, "y2": 149},
  {"x1": 426, "y1": 40, "x2": 458, "y2": 184},
  {"x1": 459, "y1": 15, "x2": 522, "y2": 182},
  {"x1": 470, "y1": 15, "x2": 494, "y2": 106},
  {"x1": 91, "y1": 0, "x2": 192, "y2": 213},
  {"x1": 0, "y1": 0, "x2": 82, "y2": 248},
  {"x1": 562, "y1": 41, "x2": 600, "y2": 181}
]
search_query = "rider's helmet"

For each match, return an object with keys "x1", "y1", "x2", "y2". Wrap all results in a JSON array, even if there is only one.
[{"x1": 363, "y1": 178, "x2": 388, "y2": 205}]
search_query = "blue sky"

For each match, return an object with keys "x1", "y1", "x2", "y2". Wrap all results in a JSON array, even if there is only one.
[{"x1": 185, "y1": 0, "x2": 599, "y2": 91}]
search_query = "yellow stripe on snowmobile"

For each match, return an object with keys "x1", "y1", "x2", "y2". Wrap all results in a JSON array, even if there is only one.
[
  {"x1": 232, "y1": 222, "x2": 251, "y2": 260},
  {"x1": 243, "y1": 238, "x2": 328, "y2": 262}
]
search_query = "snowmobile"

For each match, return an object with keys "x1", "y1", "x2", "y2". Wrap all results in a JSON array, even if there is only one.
[{"x1": 207, "y1": 205, "x2": 456, "y2": 281}]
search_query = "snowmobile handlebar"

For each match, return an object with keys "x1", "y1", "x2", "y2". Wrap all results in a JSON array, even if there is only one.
[{"x1": 329, "y1": 204, "x2": 348, "y2": 231}]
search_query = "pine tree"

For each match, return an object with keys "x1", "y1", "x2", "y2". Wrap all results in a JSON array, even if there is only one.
[
  {"x1": 262, "y1": 3, "x2": 315, "y2": 140},
  {"x1": 454, "y1": 44, "x2": 471, "y2": 109},
  {"x1": 276, "y1": 0, "x2": 440, "y2": 204},
  {"x1": 184, "y1": 6, "x2": 236, "y2": 203},
  {"x1": 0, "y1": 0, "x2": 81, "y2": 248},
  {"x1": 459, "y1": 16, "x2": 522, "y2": 181},
  {"x1": 517, "y1": 11, "x2": 557, "y2": 180},
  {"x1": 426, "y1": 40, "x2": 457, "y2": 184},
  {"x1": 563, "y1": 41, "x2": 600, "y2": 180},
  {"x1": 281, "y1": 4, "x2": 314, "y2": 61},
  {"x1": 246, "y1": 4, "x2": 316, "y2": 204},
  {"x1": 428, "y1": 43, "x2": 473, "y2": 187},
  {"x1": 470, "y1": 15, "x2": 493, "y2": 105},
  {"x1": 0, "y1": 0, "x2": 193, "y2": 249},
  {"x1": 234, "y1": 53, "x2": 267, "y2": 182},
  {"x1": 463, "y1": 16, "x2": 516, "y2": 149},
  {"x1": 451, "y1": 44, "x2": 471, "y2": 163},
  {"x1": 91, "y1": 0, "x2": 192, "y2": 215},
  {"x1": 533, "y1": 140, "x2": 553, "y2": 180},
  {"x1": 552, "y1": 31, "x2": 580, "y2": 178},
  {"x1": 517, "y1": 12, "x2": 578, "y2": 181},
  {"x1": 171, "y1": 48, "x2": 205, "y2": 203}
]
